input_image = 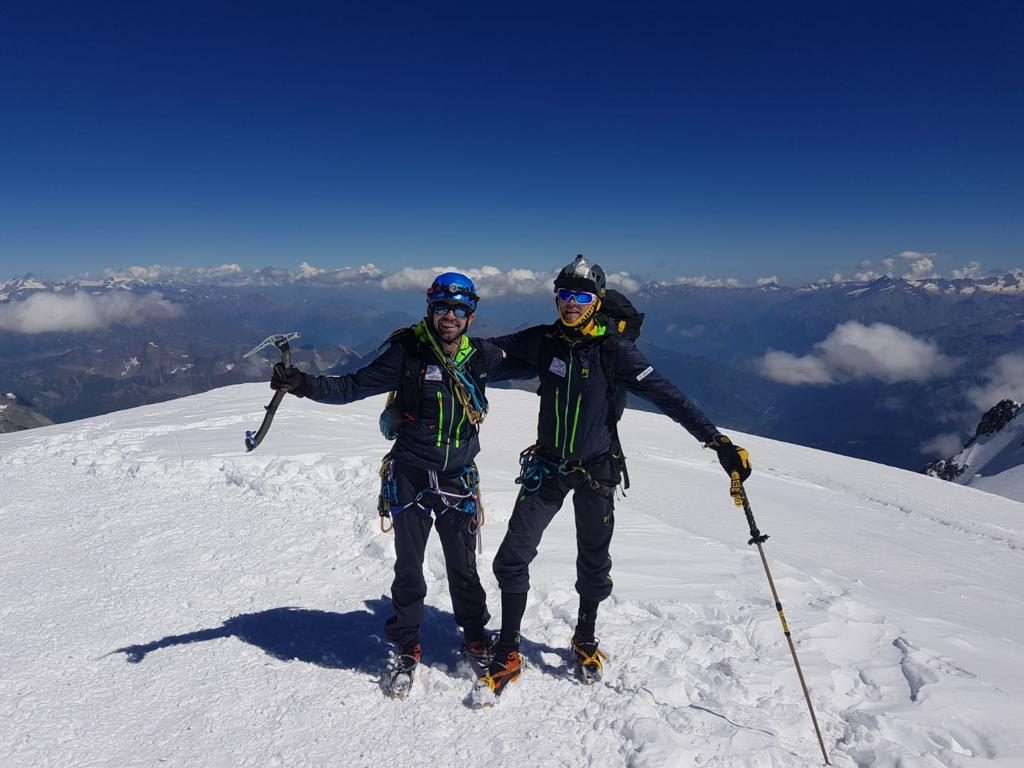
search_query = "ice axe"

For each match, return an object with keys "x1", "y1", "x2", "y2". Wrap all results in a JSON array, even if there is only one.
[
  {"x1": 242, "y1": 332, "x2": 301, "y2": 452},
  {"x1": 730, "y1": 475, "x2": 831, "y2": 766}
]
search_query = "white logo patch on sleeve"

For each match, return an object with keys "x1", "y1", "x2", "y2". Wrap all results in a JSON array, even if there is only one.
[
  {"x1": 636, "y1": 365, "x2": 654, "y2": 381},
  {"x1": 549, "y1": 357, "x2": 567, "y2": 377},
  {"x1": 425, "y1": 365, "x2": 443, "y2": 382}
]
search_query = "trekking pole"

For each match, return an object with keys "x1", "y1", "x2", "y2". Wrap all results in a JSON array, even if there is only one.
[
  {"x1": 242, "y1": 332, "x2": 301, "y2": 452},
  {"x1": 730, "y1": 474, "x2": 831, "y2": 766}
]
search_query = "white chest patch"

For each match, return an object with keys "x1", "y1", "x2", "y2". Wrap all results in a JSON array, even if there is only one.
[
  {"x1": 425, "y1": 365, "x2": 443, "y2": 382},
  {"x1": 549, "y1": 357, "x2": 567, "y2": 377}
]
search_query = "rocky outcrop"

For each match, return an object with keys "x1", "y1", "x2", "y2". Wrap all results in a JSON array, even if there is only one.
[{"x1": 0, "y1": 394, "x2": 54, "y2": 434}]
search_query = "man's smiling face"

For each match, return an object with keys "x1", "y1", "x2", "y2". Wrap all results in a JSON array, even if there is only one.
[
  {"x1": 431, "y1": 303, "x2": 472, "y2": 343},
  {"x1": 556, "y1": 290, "x2": 597, "y2": 327}
]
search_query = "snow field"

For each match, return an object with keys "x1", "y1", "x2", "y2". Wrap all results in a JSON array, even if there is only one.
[{"x1": 2, "y1": 385, "x2": 1024, "y2": 767}]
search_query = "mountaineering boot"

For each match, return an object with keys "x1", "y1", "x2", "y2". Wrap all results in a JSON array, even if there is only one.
[
  {"x1": 471, "y1": 644, "x2": 521, "y2": 706},
  {"x1": 462, "y1": 635, "x2": 494, "y2": 674},
  {"x1": 383, "y1": 642, "x2": 421, "y2": 699},
  {"x1": 571, "y1": 635, "x2": 608, "y2": 685}
]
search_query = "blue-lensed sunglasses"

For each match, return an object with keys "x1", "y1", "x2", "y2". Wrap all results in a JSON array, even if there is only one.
[
  {"x1": 556, "y1": 288, "x2": 597, "y2": 305},
  {"x1": 430, "y1": 302, "x2": 472, "y2": 318}
]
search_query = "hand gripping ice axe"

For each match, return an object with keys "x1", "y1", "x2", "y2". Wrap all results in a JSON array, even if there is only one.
[
  {"x1": 730, "y1": 474, "x2": 832, "y2": 766},
  {"x1": 242, "y1": 332, "x2": 301, "y2": 452}
]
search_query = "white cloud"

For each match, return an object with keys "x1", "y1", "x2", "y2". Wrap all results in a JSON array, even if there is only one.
[
  {"x1": 380, "y1": 265, "x2": 553, "y2": 297},
  {"x1": 847, "y1": 251, "x2": 938, "y2": 284},
  {"x1": 297, "y1": 263, "x2": 382, "y2": 285},
  {"x1": 757, "y1": 322, "x2": 958, "y2": 386},
  {"x1": 105, "y1": 264, "x2": 243, "y2": 282},
  {"x1": 952, "y1": 261, "x2": 983, "y2": 280},
  {"x1": 895, "y1": 251, "x2": 938, "y2": 280},
  {"x1": 375, "y1": 265, "x2": 640, "y2": 297},
  {"x1": 756, "y1": 351, "x2": 834, "y2": 385},
  {"x1": 817, "y1": 321, "x2": 957, "y2": 382},
  {"x1": 660, "y1": 275, "x2": 742, "y2": 288},
  {"x1": 756, "y1": 276, "x2": 779, "y2": 286},
  {"x1": 852, "y1": 270, "x2": 883, "y2": 282},
  {"x1": 0, "y1": 291, "x2": 184, "y2": 334},
  {"x1": 919, "y1": 432, "x2": 964, "y2": 458},
  {"x1": 606, "y1": 272, "x2": 642, "y2": 293},
  {"x1": 967, "y1": 353, "x2": 1024, "y2": 410},
  {"x1": 70, "y1": 261, "x2": 648, "y2": 296},
  {"x1": 296, "y1": 262, "x2": 326, "y2": 278}
]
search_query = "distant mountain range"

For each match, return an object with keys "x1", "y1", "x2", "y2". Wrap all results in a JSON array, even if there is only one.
[{"x1": 2, "y1": 269, "x2": 1022, "y2": 470}]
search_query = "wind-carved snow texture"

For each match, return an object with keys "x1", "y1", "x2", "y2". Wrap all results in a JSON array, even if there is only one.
[{"x1": 2, "y1": 385, "x2": 1024, "y2": 767}]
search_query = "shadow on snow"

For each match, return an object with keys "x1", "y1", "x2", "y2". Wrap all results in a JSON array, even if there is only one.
[{"x1": 112, "y1": 598, "x2": 472, "y2": 675}]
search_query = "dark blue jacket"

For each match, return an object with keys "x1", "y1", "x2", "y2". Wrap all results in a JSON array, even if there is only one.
[
  {"x1": 297, "y1": 329, "x2": 510, "y2": 473},
  {"x1": 490, "y1": 322, "x2": 719, "y2": 464}
]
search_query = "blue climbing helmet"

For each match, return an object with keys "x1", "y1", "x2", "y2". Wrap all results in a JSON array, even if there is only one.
[{"x1": 427, "y1": 272, "x2": 479, "y2": 312}]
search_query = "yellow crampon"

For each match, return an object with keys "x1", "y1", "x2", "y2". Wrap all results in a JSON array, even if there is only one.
[
  {"x1": 476, "y1": 653, "x2": 522, "y2": 696},
  {"x1": 572, "y1": 641, "x2": 609, "y2": 674}
]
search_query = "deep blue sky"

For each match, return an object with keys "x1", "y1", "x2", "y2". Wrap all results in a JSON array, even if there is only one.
[{"x1": 1, "y1": 1, "x2": 1022, "y2": 284}]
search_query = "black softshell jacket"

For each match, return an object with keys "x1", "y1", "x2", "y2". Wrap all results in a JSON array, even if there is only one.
[
  {"x1": 298, "y1": 337, "x2": 509, "y2": 473},
  {"x1": 491, "y1": 324, "x2": 719, "y2": 464}
]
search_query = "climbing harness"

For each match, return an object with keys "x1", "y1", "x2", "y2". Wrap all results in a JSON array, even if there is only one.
[
  {"x1": 377, "y1": 456, "x2": 486, "y2": 549},
  {"x1": 515, "y1": 443, "x2": 602, "y2": 495}
]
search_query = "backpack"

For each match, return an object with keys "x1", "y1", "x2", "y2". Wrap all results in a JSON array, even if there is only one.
[
  {"x1": 601, "y1": 288, "x2": 645, "y2": 343},
  {"x1": 379, "y1": 327, "x2": 489, "y2": 440},
  {"x1": 598, "y1": 288, "x2": 645, "y2": 423},
  {"x1": 598, "y1": 288, "x2": 644, "y2": 490}
]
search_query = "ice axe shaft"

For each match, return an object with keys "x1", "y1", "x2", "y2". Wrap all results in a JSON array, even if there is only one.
[
  {"x1": 243, "y1": 332, "x2": 300, "y2": 452},
  {"x1": 730, "y1": 476, "x2": 831, "y2": 766}
]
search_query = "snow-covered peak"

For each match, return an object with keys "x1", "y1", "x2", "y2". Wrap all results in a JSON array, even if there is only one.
[
  {"x1": 1, "y1": 386, "x2": 1023, "y2": 765},
  {"x1": 925, "y1": 400, "x2": 1024, "y2": 500}
]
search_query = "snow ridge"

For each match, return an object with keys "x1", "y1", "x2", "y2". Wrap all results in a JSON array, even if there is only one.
[{"x1": 2, "y1": 386, "x2": 1023, "y2": 767}]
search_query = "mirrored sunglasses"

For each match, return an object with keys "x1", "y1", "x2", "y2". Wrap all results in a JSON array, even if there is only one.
[
  {"x1": 430, "y1": 302, "x2": 472, "y2": 318},
  {"x1": 555, "y1": 288, "x2": 597, "y2": 305}
]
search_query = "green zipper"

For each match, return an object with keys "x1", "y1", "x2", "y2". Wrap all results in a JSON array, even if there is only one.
[
  {"x1": 554, "y1": 386, "x2": 561, "y2": 448},
  {"x1": 436, "y1": 391, "x2": 444, "y2": 447},
  {"x1": 446, "y1": 390, "x2": 456, "y2": 452},
  {"x1": 455, "y1": 397, "x2": 466, "y2": 448},
  {"x1": 561, "y1": 355, "x2": 574, "y2": 457},
  {"x1": 569, "y1": 393, "x2": 582, "y2": 454}
]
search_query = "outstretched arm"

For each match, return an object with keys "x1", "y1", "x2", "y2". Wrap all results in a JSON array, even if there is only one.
[
  {"x1": 485, "y1": 326, "x2": 548, "y2": 381},
  {"x1": 614, "y1": 340, "x2": 720, "y2": 444},
  {"x1": 614, "y1": 340, "x2": 751, "y2": 479},
  {"x1": 274, "y1": 342, "x2": 405, "y2": 404}
]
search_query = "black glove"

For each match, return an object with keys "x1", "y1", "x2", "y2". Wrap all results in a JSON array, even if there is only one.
[
  {"x1": 271, "y1": 363, "x2": 307, "y2": 396},
  {"x1": 707, "y1": 434, "x2": 751, "y2": 481}
]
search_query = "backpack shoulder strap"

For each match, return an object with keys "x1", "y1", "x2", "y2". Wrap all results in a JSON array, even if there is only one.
[
  {"x1": 383, "y1": 327, "x2": 424, "y2": 417},
  {"x1": 599, "y1": 330, "x2": 631, "y2": 490},
  {"x1": 599, "y1": 331, "x2": 624, "y2": 421},
  {"x1": 466, "y1": 337, "x2": 490, "y2": 391}
]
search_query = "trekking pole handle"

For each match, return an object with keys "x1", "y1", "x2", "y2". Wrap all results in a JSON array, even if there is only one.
[{"x1": 730, "y1": 473, "x2": 768, "y2": 545}]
